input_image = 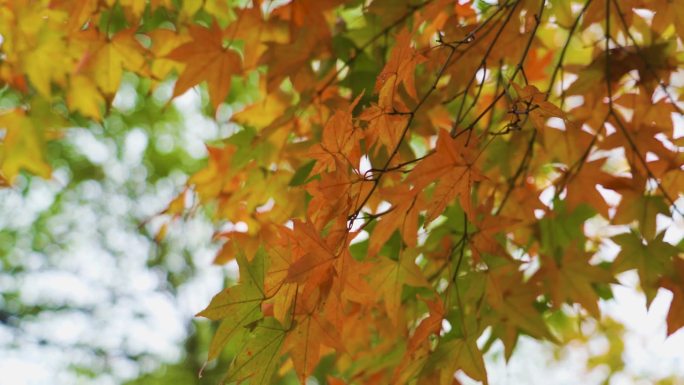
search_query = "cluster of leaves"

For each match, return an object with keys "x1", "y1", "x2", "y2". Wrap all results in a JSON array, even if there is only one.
[{"x1": 2, "y1": 0, "x2": 684, "y2": 384}]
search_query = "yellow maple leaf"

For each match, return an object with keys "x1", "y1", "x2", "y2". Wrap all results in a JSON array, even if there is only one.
[
  {"x1": 75, "y1": 28, "x2": 148, "y2": 96},
  {"x1": 0, "y1": 109, "x2": 52, "y2": 183},
  {"x1": 67, "y1": 74, "x2": 104, "y2": 120}
]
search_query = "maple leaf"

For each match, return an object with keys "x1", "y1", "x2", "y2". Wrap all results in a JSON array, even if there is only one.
[
  {"x1": 0, "y1": 2, "x2": 72, "y2": 98},
  {"x1": 407, "y1": 297, "x2": 444, "y2": 353},
  {"x1": 49, "y1": 0, "x2": 99, "y2": 32},
  {"x1": 523, "y1": 48, "x2": 554, "y2": 83},
  {"x1": 286, "y1": 301, "x2": 345, "y2": 382},
  {"x1": 652, "y1": 0, "x2": 684, "y2": 39},
  {"x1": 0, "y1": 109, "x2": 53, "y2": 183},
  {"x1": 308, "y1": 93, "x2": 364, "y2": 174},
  {"x1": 470, "y1": 205, "x2": 519, "y2": 263},
  {"x1": 662, "y1": 258, "x2": 684, "y2": 336},
  {"x1": 305, "y1": 164, "x2": 355, "y2": 228},
  {"x1": 224, "y1": 317, "x2": 287, "y2": 385},
  {"x1": 392, "y1": 297, "x2": 444, "y2": 384},
  {"x1": 284, "y1": 219, "x2": 337, "y2": 285},
  {"x1": 221, "y1": 5, "x2": 276, "y2": 70},
  {"x1": 511, "y1": 84, "x2": 565, "y2": 131},
  {"x1": 368, "y1": 249, "x2": 431, "y2": 325},
  {"x1": 306, "y1": 157, "x2": 376, "y2": 232},
  {"x1": 612, "y1": 231, "x2": 679, "y2": 306},
  {"x1": 189, "y1": 144, "x2": 237, "y2": 202},
  {"x1": 231, "y1": 87, "x2": 291, "y2": 134},
  {"x1": 368, "y1": 184, "x2": 422, "y2": 256},
  {"x1": 197, "y1": 249, "x2": 266, "y2": 361},
  {"x1": 75, "y1": 28, "x2": 147, "y2": 96},
  {"x1": 332, "y1": 245, "x2": 376, "y2": 305},
  {"x1": 485, "y1": 264, "x2": 557, "y2": 345},
  {"x1": 67, "y1": 75, "x2": 104, "y2": 120},
  {"x1": 5, "y1": 0, "x2": 684, "y2": 383},
  {"x1": 23, "y1": 28, "x2": 70, "y2": 97},
  {"x1": 409, "y1": 128, "x2": 483, "y2": 221},
  {"x1": 359, "y1": 80, "x2": 411, "y2": 152},
  {"x1": 287, "y1": 312, "x2": 324, "y2": 383},
  {"x1": 423, "y1": 336, "x2": 488, "y2": 385},
  {"x1": 271, "y1": 0, "x2": 341, "y2": 40},
  {"x1": 563, "y1": 159, "x2": 614, "y2": 219},
  {"x1": 567, "y1": 41, "x2": 677, "y2": 96},
  {"x1": 148, "y1": 28, "x2": 190, "y2": 84},
  {"x1": 258, "y1": 27, "x2": 323, "y2": 92},
  {"x1": 534, "y1": 246, "x2": 614, "y2": 317},
  {"x1": 261, "y1": 225, "x2": 300, "y2": 324},
  {"x1": 167, "y1": 22, "x2": 242, "y2": 110},
  {"x1": 603, "y1": 175, "x2": 670, "y2": 240},
  {"x1": 212, "y1": 230, "x2": 260, "y2": 265},
  {"x1": 375, "y1": 29, "x2": 427, "y2": 101},
  {"x1": 538, "y1": 201, "x2": 594, "y2": 260},
  {"x1": 539, "y1": 119, "x2": 594, "y2": 166}
]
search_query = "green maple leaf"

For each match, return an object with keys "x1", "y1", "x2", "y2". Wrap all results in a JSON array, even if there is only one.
[
  {"x1": 224, "y1": 317, "x2": 287, "y2": 385},
  {"x1": 197, "y1": 248, "x2": 267, "y2": 361},
  {"x1": 613, "y1": 231, "x2": 678, "y2": 306}
]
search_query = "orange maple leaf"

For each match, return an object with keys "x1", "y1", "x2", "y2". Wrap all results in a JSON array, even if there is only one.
[
  {"x1": 375, "y1": 29, "x2": 427, "y2": 101},
  {"x1": 368, "y1": 184, "x2": 423, "y2": 256},
  {"x1": 409, "y1": 129, "x2": 484, "y2": 221},
  {"x1": 662, "y1": 258, "x2": 684, "y2": 336},
  {"x1": 167, "y1": 22, "x2": 242, "y2": 109}
]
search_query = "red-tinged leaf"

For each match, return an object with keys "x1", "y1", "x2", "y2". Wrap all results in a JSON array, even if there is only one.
[
  {"x1": 666, "y1": 285, "x2": 684, "y2": 336},
  {"x1": 212, "y1": 231, "x2": 262, "y2": 265},
  {"x1": 258, "y1": 28, "x2": 323, "y2": 92},
  {"x1": 222, "y1": 5, "x2": 273, "y2": 70},
  {"x1": 286, "y1": 251, "x2": 331, "y2": 284}
]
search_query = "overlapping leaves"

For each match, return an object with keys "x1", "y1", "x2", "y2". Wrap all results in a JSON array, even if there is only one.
[{"x1": 2, "y1": 0, "x2": 684, "y2": 384}]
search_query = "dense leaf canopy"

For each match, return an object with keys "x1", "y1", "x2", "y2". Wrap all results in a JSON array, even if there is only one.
[{"x1": 1, "y1": 0, "x2": 684, "y2": 384}]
